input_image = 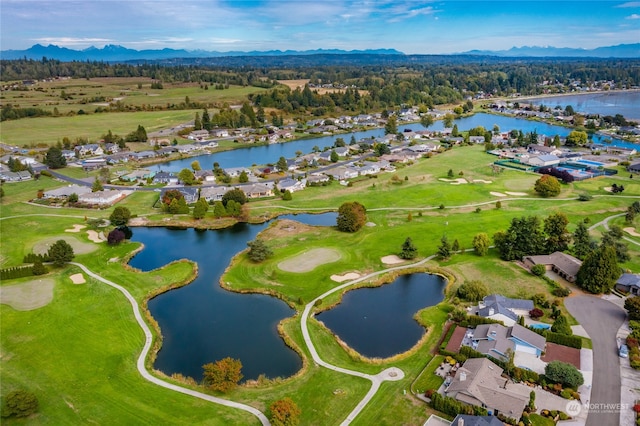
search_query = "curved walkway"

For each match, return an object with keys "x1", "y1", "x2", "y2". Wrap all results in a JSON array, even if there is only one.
[
  {"x1": 300, "y1": 254, "x2": 438, "y2": 424},
  {"x1": 589, "y1": 212, "x2": 640, "y2": 247},
  {"x1": 69, "y1": 262, "x2": 270, "y2": 426}
]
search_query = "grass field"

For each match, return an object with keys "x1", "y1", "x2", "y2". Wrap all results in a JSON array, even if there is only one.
[{"x1": 1, "y1": 140, "x2": 638, "y2": 424}]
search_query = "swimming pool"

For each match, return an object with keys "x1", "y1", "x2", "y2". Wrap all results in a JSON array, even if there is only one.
[{"x1": 529, "y1": 324, "x2": 551, "y2": 330}]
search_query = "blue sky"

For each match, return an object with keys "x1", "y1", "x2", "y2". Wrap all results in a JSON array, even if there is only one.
[{"x1": 1, "y1": 1, "x2": 639, "y2": 54}]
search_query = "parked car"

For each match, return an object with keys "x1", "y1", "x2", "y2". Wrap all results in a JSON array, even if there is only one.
[{"x1": 619, "y1": 344, "x2": 629, "y2": 358}]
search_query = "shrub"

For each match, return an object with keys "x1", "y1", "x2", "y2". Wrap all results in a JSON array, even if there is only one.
[
  {"x1": 561, "y1": 389, "x2": 573, "y2": 399},
  {"x1": 1, "y1": 390, "x2": 38, "y2": 418},
  {"x1": 553, "y1": 287, "x2": 571, "y2": 297},
  {"x1": 529, "y1": 308, "x2": 544, "y2": 319},
  {"x1": 247, "y1": 239, "x2": 273, "y2": 262},
  {"x1": 551, "y1": 315, "x2": 572, "y2": 335},
  {"x1": 531, "y1": 264, "x2": 546, "y2": 276},
  {"x1": 545, "y1": 360, "x2": 584, "y2": 389},
  {"x1": 457, "y1": 280, "x2": 489, "y2": 302}
]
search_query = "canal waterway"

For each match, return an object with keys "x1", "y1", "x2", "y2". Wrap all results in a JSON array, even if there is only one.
[
  {"x1": 130, "y1": 213, "x2": 336, "y2": 381},
  {"x1": 159, "y1": 111, "x2": 639, "y2": 172},
  {"x1": 316, "y1": 273, "x2": 446, "y2": 358}
]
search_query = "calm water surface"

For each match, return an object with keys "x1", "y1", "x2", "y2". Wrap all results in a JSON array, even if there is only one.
[
  {"x1": 160, "y1": 111, "x2": 638, "y2": 172},
  {"x1": 525, "y1": 91, "x2": 640, "y2": 121},
  {"x1": 130, "y1": 213, "x2": 335, "y2": 381},
  {"x1": 316, "y1": 273, "x2": 446, "y2": 358}
]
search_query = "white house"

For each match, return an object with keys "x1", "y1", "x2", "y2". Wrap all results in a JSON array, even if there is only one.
[{"x1": 78, "y1": 190, "x2": 124, "y2": 206}]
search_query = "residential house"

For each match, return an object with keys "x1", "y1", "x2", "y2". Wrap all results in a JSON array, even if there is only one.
[
  {"x1": 0, "y1": 170, "x2": 32, "y2": 182},
  {"x1": 82, "y1": 158, "x2": 107, "y2": 171},
  {"x1": 307, "y1": 174, "x2": 330, "y2": 185},
  {"x1": 161, "y1": 187, "x2": 198, "y2": 204},
  {"x1": 200, "y1": 186, "x2": 230, "y2": 203},
  {"x1": 334, "y1": 146, "x2": 351, "y2": 157},
  {"x1": 615, "y1": 273, "x2": 640, "y2": 295},
  {"x1": 527, "y1": 144, "x2": 562, "y2": 156},
  {"x1": 472, "y1": 295, "x2": 534, "y2": 327},
  {"x1": 153, "y1": 171, "x2": 178, "y2": 185},
  {"x1": 105, "y1": 153, "x2": 130, "y2": 164},
  {"x1": 469, "y1": 136, "x2": 486, "y2": 144},
  {"x1": 177, "y1": 144, "x2": 199, "y2": 154},
  {"x1": 78, "y1": 189, "x2": 124, "y2": 206},
  {"x1": 195, "y1": 170, "x2": 216, "y2": 182},
  {"x1": 240, "y1": 183, "x2": 274, "y2": 199},
  {"x1": 121, "y1": 170, "x2": 154, "y2": 182},
  {"x1": 277, "y1": 178, "x2": 306, "y2": 193},
  {"x1": 129, "y1": 151, "x2": 157, "y2": 161},
  {"x1": 0, "y1": 155, "x2": 38, "y2": 167},
  {"x1": 470, "y1": 323, "x2": 546, "y2": 360},
  {"x1": 224, "y1": 167, "x2": 252, "y2": 178},
  {"x1": 357, "y1": 163, "x2": 380, "y2": 176},
  {"x1": 104, "y1": 143, "x2": 120, "y2": 154},
  {"x1": 43, "y1": 185, "x2": 91, "y2": 198},
  {"x1": 523, "y1": 251, "x2": 582, "y2": 283},
  {"x1": 75, "y1": 144, "x2": 104, "y2": 157},
  {"x1": 444, "y1": 358, "x2": 528, "y2": 418},
  {"x1": 211, "y1": 129, "x2": 229, "y2": 138},
  {"x1": 450, "y1": 415, "x2": 504, "y2": 426},
  {"x1": 323, "y1": 166, "x2": 358, "y2": 181},
  {"x1": 187, "y1": 129, "x2": 211, "y2": 141},
  {"x1": 61, "y1": 150, "x2": 77, "y2": 160},
  {"x1": 628, "y1": 161, "x2": 640, "y2": 173}
]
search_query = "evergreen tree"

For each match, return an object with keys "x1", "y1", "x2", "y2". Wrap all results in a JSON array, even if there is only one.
[
  {"x1": 213, "y1": 201, "x2": 227, "y2": 218},
  {"x1": 282, "y1": 190, "x2": 292, "y2": 201},
  {"x1": 452, "y1": 239, "x2": 460, "y2": 253},
  {"x1": 438, "y1": 235, "x2": 452, "y2": 259},
  {"x1": 384, "y1": 116, "x2": 397, "y2": 135},
  {"x1": 544, "y1": 212, "x2": 571, "y2": 253},
  {"x1": 44, "y1": 146, "x2": 67, "y2": 169},
  {"x1": 238, "y1": 170, "x2": 249, "y2": 183},
  {"x1": 194, "y1": 112, "x2": 202, "y2": 130},
  {"x1": 109, "y1": 206, "x2": 131, "y2": 226},
  {"x1": 193, "y1": 199, "x2": 209, "y2": 219},
  {"x1": 247, "y1": 239, "x2": 273, "y2": 262},
  {"x1": 91, "y1": 177, "x2": 103, "y2": 192},
  {"x1": 572, "y1": 222, "x2": 593, "y2": 260},
  {"x1": 473, "y1": 233, "x2": 490, "y2": 256},
  {"x1": 576, "y1": 245, "x2": 620, "y2": 293},
  {"x1": 276, "y1": 156, "x2": 288, "y2": 173},
  {"x1": 47, "y1": 240, "x2": 75, "y2": 266},
  {"x1": 330, "y1": 150, "x2": 339, "y2": 163},
  {"x1": 399, "y1": 237, "x2": 418, "y2": 260},
  {"x1": 202, "y1": 108, "x2": 211, "y2": 130}
]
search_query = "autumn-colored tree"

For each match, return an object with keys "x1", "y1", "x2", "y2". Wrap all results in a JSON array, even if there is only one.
[
  {"x1": 336, "y1": 201, "x2": 366, "y2": 232},
  {"x1": 534, "y1": 174, "x2": 561, "y2": 197},
  {"x1": 269, "y1": 397, "x2": 301, "y2": 426},
  {"x1": 202, "y1": 357, "x2": 243, "y2": 393}
]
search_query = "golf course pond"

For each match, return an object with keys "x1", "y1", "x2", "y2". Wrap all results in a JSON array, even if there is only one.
[
  {"x1": 316, "y1": 273, "x2": 446, "y2": 359},
  {"x1": 130, "y1": 212, "x2": 446, "y2": 380}
]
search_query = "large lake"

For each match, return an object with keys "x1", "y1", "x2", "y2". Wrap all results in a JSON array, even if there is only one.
[
  {"x1": 524, "y1": 91, "x2": 640, "y2": 121},
  {"x1": 316, "y1": 273, "x2": 446, "y2": 358},
  {"x1": 130, "y1": 213, "x2": 336, "y2": 381}
]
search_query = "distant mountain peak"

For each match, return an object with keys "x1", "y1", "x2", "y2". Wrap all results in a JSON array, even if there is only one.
[
  {"x1": 462, "y1": 43, "x2": 640, "y2": 58},
  {"x1": 0, "y1": 44, "x2": 405, "y2": 62}
]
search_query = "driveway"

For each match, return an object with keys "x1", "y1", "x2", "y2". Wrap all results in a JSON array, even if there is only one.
[{"x1": 565, "y1": 295, "x2": 627, "y2": 426}]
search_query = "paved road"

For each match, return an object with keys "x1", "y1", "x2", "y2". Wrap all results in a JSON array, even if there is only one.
[
  {"x1": 564, "y1": 295, "x2": 627, "y2": 426},
  {"x1": 69, "y1": 263, "x2": 270, "y2": 426}
]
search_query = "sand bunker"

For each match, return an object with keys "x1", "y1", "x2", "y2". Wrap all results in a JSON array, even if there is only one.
[
  {"x1": 381, "y1": 255, "x2": 405, "y2": 265},
  {"x1": 490, "y1": 191, "x2": 507, "y2": 197},
  {"x1": 65, "y1": 224, "x2": 86, "y2": 233},
  {"x1": 0, "y1": 279, "x2": 54, "y2": 311},
  {"x1": 69, "y1": 273, "x2": 86, "y2": 284},
  {"x1": 439, "y1": 178, "x2": 468, "y2": 185},
  {"x1": 278, "y1": 248, "x2": 341, "y2": 273},
  {"x1": 624, "y1": 227, "x2": 640, "y2": 237},
  {"x1": 604, "y1": 187, "x2": 613, "y2": 193},
  {"x1": 473, "y1": 179, "x2": 493, "y2": 184},
  {"x1": 33, "y1": 236, "x2": 97, "y2": 256},
  {"x1": 86, "y1": 230, "x2": 106, "y2": 243},
  {"x1": 331, "y1": 272, "x2": 362, "y2": 282},
  {"x1": 505, "y1": 191, "x2": 527, "y2": 196}
]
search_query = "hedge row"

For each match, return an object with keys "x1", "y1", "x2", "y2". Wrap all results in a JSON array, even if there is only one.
[
  {"x1": 0, "y1": 266, "x2": 35, "y2": 280},
  {"x1": 23, "y1": 253, "x2": 49, "y2": 263},
  {"x1": 528, "y1": 326, "x2": 583, "y2": 349},
  {"x1": 439, "y1": 325, "x2": 458, "y2": 352},
  {"x1": 430, "y1": 391, "x2": 488, "y2": 418},
  {"x1": 459, "y1": 315, "x2": 504, "y2": 328}
]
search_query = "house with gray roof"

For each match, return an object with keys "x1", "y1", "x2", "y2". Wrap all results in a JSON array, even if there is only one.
[
  {"x1": 450, "y1": 414, "x2": 504, "y2": 426},
  {"x1": 200, "y1": 186, "x2": 230, "y2": 203},
  {"x1": 471, "y1": 323, "x2": 546, "y2": 360},
  {"x1": 444, "y1": 358, "x2": 528, "y2": 419},
  {"x1": 43, "y1": 184, "x2": 91, "y2": 198},
  {"x1": 527, "y1": 154, "x2": 560, "y2": 167},
  {"x1": 523, "y1": 251, "x2": 582, "y2": 283},
  {"x1": 615, "y1": 273, "x2": 640, "y2": 295},
  {"x1": 277, "y1": 178, "x2": 306, "y2": 193},
  {"x1": 472, "y1": 294, "x2": 534, "y2": 326},
  {"x1": 78, "y1": 190, "x2": 125, "y2": 206}
]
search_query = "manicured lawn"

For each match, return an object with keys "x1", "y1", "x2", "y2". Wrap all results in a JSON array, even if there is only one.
[{"x1": 413, "y1": 355, "x2": 445, "y2": 394}]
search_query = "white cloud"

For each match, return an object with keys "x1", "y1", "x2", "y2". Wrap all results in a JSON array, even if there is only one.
[
  {"x1": 616, "y1": 2, "x2": 640, "y2": 7},
  {"x1": 32, "y1": 37, "x2": 115, "y2": 47},
  {"x1": 626, "y1": 13, "x2": 640, "y2": 19}
]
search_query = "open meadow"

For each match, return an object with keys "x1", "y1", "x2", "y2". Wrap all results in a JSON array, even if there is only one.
[
  {"x1": 1, "y1": 142, "x2": 638, "y2": 424},
  {"x1": 1, "y1": 78, "x2": 269, "y2": 146}
]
